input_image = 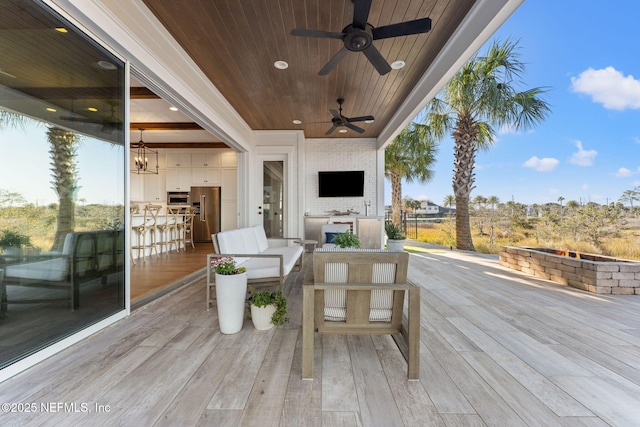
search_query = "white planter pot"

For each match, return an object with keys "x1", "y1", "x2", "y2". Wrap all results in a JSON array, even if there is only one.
[
  {"x1": 250, "y1": 304, "x2": 276, "y2": 330},
  {"x1": 215, "y1": 272, "x2": 248, "y2": 334},
  {"x1": 386, "y1": 239, "x2": 406, "y2": 252},
  {"x1": 2, "y1": 246, "x2": 21, "y2": 257}
]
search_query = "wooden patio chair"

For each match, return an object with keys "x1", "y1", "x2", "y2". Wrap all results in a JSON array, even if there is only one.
[{"x1": 302, "y1": 250, "x2": 420, "y2": 380}]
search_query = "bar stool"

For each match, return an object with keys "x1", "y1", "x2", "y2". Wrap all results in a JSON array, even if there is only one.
[
  {"x1": 130, "y1": 204, "x2": 161, "y2": 264},
  {"x1": 159, "y1": 207, "x2": 181, "y2": 254},
  {"x1": 129, "y1": 205, "x2": 139, "y2": 264},
  {"x1": 179, "y1": 206, "x2": 196, "y2": 250}
]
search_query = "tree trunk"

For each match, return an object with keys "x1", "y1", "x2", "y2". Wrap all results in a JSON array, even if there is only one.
[
  {"x1": 48, "y1": 127, "x2": 79, "y2": 251},
  {"x1": 390, "y1": 171, "x2": 402, "y2": 226},
  {"x1": 452, "y1": 113, "x2": 477, "y2": 251}
]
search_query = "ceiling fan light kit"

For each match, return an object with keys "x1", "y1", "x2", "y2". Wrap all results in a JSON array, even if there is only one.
[{"x1": 290, "y1": 0, "x2": 431, "y2": 76}]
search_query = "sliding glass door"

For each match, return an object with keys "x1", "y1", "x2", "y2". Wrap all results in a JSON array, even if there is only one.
[{"x1": 0, "y1": 0, "x2": 126, "y2": 371}]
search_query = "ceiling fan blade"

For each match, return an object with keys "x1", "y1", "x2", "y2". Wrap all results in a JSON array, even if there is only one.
[
  {"x1": 325, "y1": 125, "x2": 338, "y2": 135},
  {"x1": 372, "y1": 18, "x2": 432, "y2": 40},
  {"x1": 362, "y1": 45, "x2": 392, "y2": 75},
  {"x1": 319, "y1": 47, "x2": 349, "y2": 75},
  {"x1": 290, "y1": 29, "x2": 345, "y2": 40},
  {"x1": 353, "y1": 0, "x2": 373, "y2": 30},
  {"x1": 347, "y1": 115, "x2": 374, "y2": 123},
  {"x1": 345, "y1": 122, "x2": 365, "y2": 133},
  {"x1": 329, "y1": 109, "x2": 342, "y2": 120}
]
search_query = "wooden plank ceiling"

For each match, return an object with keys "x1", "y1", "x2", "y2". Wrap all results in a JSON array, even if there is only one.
[
  {"x1": 141, "y1": 0, "x2": 476, "y2": 139},
  {"x1": 0, "y1": 0, "x2": 476, "y2": 145}
]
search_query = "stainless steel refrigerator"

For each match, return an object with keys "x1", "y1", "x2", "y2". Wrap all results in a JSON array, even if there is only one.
[{"x1": 190, "y1": 186, "x2": 221, "y2": 242}]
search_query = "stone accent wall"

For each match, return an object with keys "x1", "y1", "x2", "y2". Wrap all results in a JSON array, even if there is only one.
[{"x1": 499, "y1": 246, "x2": 640, "y2": 295}]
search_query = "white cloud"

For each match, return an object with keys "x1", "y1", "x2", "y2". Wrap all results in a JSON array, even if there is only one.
[
  {"x1": 523, "y1": 156, "x2": 559, "y2": 172},
  {"x1": 569, "y1": 140, "x2": 597, "y2": 166},
  {"x1": 617, "y1": 167, "x2": 633, "y2": 177},
  {"x1": 571, "y1": 67, "x2": 640, "y2": 110},
  {"x1": 581, "y1": 183, "x2": 589, "y2": 191}
]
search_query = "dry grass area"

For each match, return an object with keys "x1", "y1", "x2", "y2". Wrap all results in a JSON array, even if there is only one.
[{"x1": 416, "y1": 219, "x2": 640, "y2": 261}]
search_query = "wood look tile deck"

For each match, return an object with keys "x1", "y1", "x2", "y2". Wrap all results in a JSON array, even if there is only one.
[{"x1": 1, "y1": 241, "x2": 639, "y2": 426}]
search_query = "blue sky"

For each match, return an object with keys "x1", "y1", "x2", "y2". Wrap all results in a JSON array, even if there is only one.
[{"x1": 390, "y1": 0, "x2": 640, "y2": 207}]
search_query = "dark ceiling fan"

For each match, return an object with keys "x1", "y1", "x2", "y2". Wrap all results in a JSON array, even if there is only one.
[
  {"x1": 290, "y1": 0, "x2": 432, "y2": 76},
  {"x1": 325, "y1": 98, "x2": 374, "y2": 135}
]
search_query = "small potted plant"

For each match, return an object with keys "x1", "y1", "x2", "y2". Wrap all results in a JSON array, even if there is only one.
[
  {"x1": 0, "y1": 230, "x2": 31, "y2": 256},
  {"x1": 331, "y1": 230, "x2": 361, "y2": 248},
  {"x1": 385, "y1": 223, "x2": 406, "y2": 252},
  {"x1": 211, "y1": 256, "x2": 248, "y2": 334},
  {"x1": 247, "y1": 288, "x2": 289, "y2": 330}
]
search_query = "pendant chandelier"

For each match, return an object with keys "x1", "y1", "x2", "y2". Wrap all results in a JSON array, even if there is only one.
[{"x1": 131, "y1": 129, "x2": 159, "y2": 174}]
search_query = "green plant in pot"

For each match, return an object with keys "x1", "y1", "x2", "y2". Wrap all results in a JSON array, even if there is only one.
[
  {"x1": 385, "y1": 223, "x2": 406, "y2": 252},
  {"x1": 331, "y1": 230, "x2": 361, "y2": 248},
  {"x1": 248, "y1": 288, "x2": 289, "y2": 330},
  {"x1": 0, "y1": 230, "x2": 31, "y2": 254}
]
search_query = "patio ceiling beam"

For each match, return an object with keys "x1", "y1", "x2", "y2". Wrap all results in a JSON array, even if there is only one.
[{"x1": 130, "y1": 122, "x2": 203, "y2": 131}]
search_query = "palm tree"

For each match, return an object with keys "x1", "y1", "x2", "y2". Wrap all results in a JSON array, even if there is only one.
[
  {"x1": 2, "y1": 110, "x2": 81, "y2": 250},
  {"x1": 47, "y1": 127, "x2": 80, "y2": 251},
  {"x1": 442, "y1": 194, "x2": 455, "y2": 225},
  {"x1": 557, "y1": 196, "x2": 565, "y2": 217},
  {"x1": 421, "y1": 39, "x2": 550, "y2": 250},
  {"x1": 385, "y1": 122, "x2": 438, "y2": 226}
]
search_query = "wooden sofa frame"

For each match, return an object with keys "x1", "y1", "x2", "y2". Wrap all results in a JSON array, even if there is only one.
[
  {"x1": 302, "y1": 250, "x2": 420, "y2": 380},
  {"x1": 207, "y1": 227, "x2": 303, "y2": 310}
]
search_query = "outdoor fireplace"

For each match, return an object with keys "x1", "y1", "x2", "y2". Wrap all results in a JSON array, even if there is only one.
[{"x1": 499, "y1": 246, "x2": 640, "y2": 295}]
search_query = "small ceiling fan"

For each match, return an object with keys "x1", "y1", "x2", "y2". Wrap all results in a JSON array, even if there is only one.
[
  {"x1": 291, "y1": 0, "x2": 432, "y2": 76},
  {"x1": 325, "y1": 98, "x2": 374, "y2": 135}
]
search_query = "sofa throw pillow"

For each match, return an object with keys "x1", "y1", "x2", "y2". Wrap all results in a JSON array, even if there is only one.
[{"x1": 325, "y1": 232, "x2": 343, "y2": 244}]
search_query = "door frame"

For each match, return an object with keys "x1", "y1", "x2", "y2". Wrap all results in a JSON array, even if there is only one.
[{"x1": 253, "y1": 146, "x2": 297, "y2": 238}]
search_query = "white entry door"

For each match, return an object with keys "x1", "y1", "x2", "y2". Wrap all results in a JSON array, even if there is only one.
[
  {"x1": 262, "y1": 160, "x2": 284, "y2": 238},
  {"x1": 257, "y1": 156, "x2": 286, "y2": 238}
]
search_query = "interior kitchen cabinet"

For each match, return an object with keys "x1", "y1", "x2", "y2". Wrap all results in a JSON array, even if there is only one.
[
  {"x1": 191, "y1": 167, "x2": 220, "y2": 185},
  {"x1": 166, "y1": 167, "x2": 191, "y2": 191},
  {"x1": 191, "y1": 153, "x2": 219, "y2": 168},
  {"x1": 143, "y1": 170, "x2": 167, "y2": 202},
  {"x1": 130, "y1": 171, "x2": 143, "y2": 201},
  {"x1": 166, "y1": 152, "x2": 192, "y2": 168}
]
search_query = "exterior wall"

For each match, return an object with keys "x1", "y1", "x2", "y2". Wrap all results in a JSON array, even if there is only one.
[
  {"x1": 499, "y1": 246, "x2": 640, "y2": 295},
  {"x1": 305, "y1": 138, "x2": 378, "y2": 216}
]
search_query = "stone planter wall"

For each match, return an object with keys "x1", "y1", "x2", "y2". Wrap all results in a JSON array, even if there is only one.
[{"x1": 499, "y1": 246, "x2": 640, "y2": 295}]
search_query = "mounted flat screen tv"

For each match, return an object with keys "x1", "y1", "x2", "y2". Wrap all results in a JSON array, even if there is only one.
[{"x1": 318, "y1": 170, "x2": 364, "y2": 197}]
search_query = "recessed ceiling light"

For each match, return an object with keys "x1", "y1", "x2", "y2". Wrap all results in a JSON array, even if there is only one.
[
  {"x1": 54, "y1": 27, "x2": 68, "y2": 33},
  {"x1": 46, "y1": 107, "x2": 57, "y2": 112},
  {"x1": 87, "y1": 107, "x2": 98, "y2": 112},
  {"x1": 274, "y1": 60, "x2": 289, "y2": 70},
  {"x1": 169, "y1": 106, "x2": 179, "y2": 111},
  {"x1": 338, "y1": 129, "x2": 347, "y2": 133},
  {"x1": 292, "y1": 119, "x2": 302, "y2": 125},
  {"x1": 96, "y1": 60, "x2": 117, "y2": 70},
  {"x1": 390, "y1": 60, "x2": 406, "y2": 69}
]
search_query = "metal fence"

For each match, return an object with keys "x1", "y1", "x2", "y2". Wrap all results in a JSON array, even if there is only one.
[{"x1": 384, "y1": 211, "x2": 444, "y2": 239}]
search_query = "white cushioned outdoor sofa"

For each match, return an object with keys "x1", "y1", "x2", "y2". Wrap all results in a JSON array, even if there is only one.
[
  {"x1": 206, "y1": 225, "x2": 303, "y2": 310},
  {"x1": 1, "y1": 229, "x2": 123, "y2": 316}
]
